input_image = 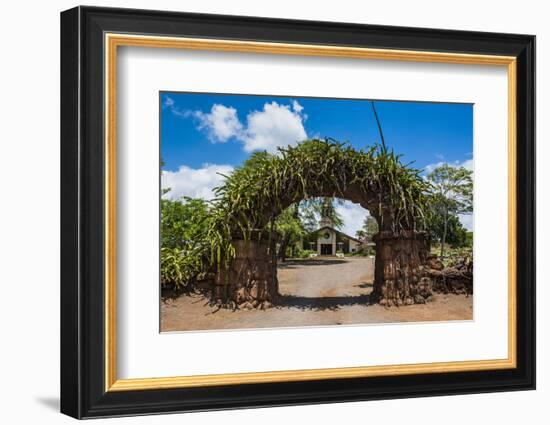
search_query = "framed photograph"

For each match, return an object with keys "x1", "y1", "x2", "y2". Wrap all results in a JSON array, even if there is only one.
[{"x1": 60, "y1": 6, "x2": 535, "y2": 419}]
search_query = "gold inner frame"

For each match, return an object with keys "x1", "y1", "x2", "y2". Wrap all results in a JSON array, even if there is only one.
[{"x1": 104, "y1": 33, "x2": 517, "y2": 392}]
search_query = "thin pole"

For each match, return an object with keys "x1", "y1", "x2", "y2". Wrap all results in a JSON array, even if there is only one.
[{"x1": 371, "y1": 101, "x2": 386, "y2": 151}]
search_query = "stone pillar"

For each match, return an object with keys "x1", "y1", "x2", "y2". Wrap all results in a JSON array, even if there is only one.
[
  {"x1": 213, "y1": 238, "x2": 279, "y2": 308},
  {"x1": 332, "y1": 232, "x2": 336, "y2": 256},
  {"x1": 372, "y1": 230, "x2": 431, "y2": 306}
]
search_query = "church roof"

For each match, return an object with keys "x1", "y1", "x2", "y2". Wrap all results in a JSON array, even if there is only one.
[{"x1": 311, "y1": 226, "x2": 363, "y2": 243}]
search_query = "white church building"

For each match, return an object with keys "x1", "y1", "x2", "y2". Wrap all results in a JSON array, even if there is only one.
[{"x1": 302, "y1": 225, "x2": 363, "y2": 256}]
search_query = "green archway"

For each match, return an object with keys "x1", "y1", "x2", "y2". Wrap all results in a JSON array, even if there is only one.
[{"x1": 208, "y1": 139, "x2": 433, "y2": 307}]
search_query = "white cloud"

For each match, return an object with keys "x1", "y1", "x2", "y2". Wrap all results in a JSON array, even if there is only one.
[
  {"x1": 424, "y1": 157, "x2": 473, "y2": 174},
  {"x1": 194, "y1": 104, "x2": 243, "y2": 143},
  {"x1": 163, "y1": 96, "x2": 174, "y2": 107},
  {"x1": 335, "y1": 201, "x2": 370, "y2": 238},
  {"x1": 163, "y1": 96, "x2": 193, "y2": 119},
  {"x1": 423, "y1": 161, "x2": 446, "y2": 174},
  {"x1": 242, "y1": 102, "x2": 307, "y2": 153},
  {"x1": 161, "y1": 163, "x2": 234, "y2": 201},
  {"x1": 182, "y1": 101, "x2": 308, "y2": 154},
  {"x1": 460, "y1": 158, "x2": 473, "y2": 171},
  {"x1": 291, "y1": 99, "x2": 304, "y2": 113},
  {"x1": 458, "y1": 213, "x2": 474, "y2": 231}
]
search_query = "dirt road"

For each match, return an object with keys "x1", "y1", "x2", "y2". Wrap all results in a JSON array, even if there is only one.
[{"x1": 161, "y1": 257, "x2": 472, "y2": 332}]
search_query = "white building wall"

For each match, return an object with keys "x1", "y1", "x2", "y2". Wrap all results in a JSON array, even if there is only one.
[
  {"x1": 349, "y1": 239, "x2": 360, "y2": 253},
  {"x1": 317, "y1": 229, "x2": 336, "y2": 255}
]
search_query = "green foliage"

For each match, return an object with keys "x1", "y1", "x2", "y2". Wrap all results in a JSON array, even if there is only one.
[
  {"x1": 300, "y1": 204, "x2": 319, "y2": 233},
  {"x1": 160, "y1": 247, "x2": 204, "y2": 290},
  {"x1": 316, "y1": 197, "x2": 344, "y2": 228},
  {"x1": 298, "y1": 197, "x2": 344, "y2": 231},
  {"x1": 160, "y1": 197, "x2": 212, "y2": 290},
  {"x1": 431, "y1": 245, "x2": 473, "y2": 268},
  {"x1": 425, "y1": 164, "x2": 473, "y2": 256},
  {"x1": 275, "y1": 204, "x2": 305, "y2": 242},
  {"x1": 427, "y1": 164, "x2": 473, "y2": 214},
  {"x1": 161, "y1": 197, "x2": 210, "y2": 249},
  {"x1": 427, "y1": 213, "x2": 470, "y2": 248},
  {"x1": 356, "y1": 215, "x2": 379, "y2": 241},
  {"x1": 299, "y1": 249, "x2": 317, "y2": 258},
  {"x1": 275, "y1": 203, "x2": 306, "y2": 260}
]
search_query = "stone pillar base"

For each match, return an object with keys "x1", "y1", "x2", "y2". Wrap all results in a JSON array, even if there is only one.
[
  {"x1": 372, "y1": 230, "x2": 432, "y2": 306},
  {"x1": 213, "y1": 238, "x2": 278, "y2": 309}
]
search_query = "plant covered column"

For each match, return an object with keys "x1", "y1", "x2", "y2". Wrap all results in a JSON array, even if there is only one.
[
  {"x1": 372, "y1": 230, "x2": 432, "y2": 306},
  {"x1": 212, "y1": 237, "x2": 279, "y2": 309}
]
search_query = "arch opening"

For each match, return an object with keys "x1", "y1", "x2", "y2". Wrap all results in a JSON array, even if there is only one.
[{"x1": 209, "y1": 139, "x2": 433, "y2": 308}]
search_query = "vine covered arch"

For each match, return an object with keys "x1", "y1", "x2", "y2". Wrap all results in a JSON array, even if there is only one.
[{"x1": 208, "y1": 139, "x2": 433, "y2": 307}]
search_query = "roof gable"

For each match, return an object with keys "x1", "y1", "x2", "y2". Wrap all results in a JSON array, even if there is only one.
[{"x1": 311, "y1": 226, "x2": 362, "y2": 243}]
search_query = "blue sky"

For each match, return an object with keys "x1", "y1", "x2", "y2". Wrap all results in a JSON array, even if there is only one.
[{"x1": 160, "y1": 92, "x2": 473, "y2": 234}]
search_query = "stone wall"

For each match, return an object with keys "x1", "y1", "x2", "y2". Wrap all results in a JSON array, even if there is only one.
[{"x1": 372, "y1": 230, "x2": 432, "y2": 306}]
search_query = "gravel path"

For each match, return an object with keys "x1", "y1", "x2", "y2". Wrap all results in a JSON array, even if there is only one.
[
  {"x1": 276, "y1": 258, "x2": 373, "y2": 309},
  {"x1": 161, "y1": 257, "x2": 472, "y2": 332}
]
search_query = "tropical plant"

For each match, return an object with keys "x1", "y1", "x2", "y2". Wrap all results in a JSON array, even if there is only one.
[
  {"x1": 160, "y1": 196, "x2": 212, "y2": 290},
  {"x1": 160, "y1": 246, "x2": 204, "y2": 290}
]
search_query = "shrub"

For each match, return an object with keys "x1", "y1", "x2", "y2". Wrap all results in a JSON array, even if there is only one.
[
  {"x1": 160, "y1": 197, "x2": 212, "y2": 290},
  {"x1": 160, "y1": 247, "x2": 204, "y2": 291},
  {"x1": 297, "y1": 249, "x2": 316, "y2": 259}
]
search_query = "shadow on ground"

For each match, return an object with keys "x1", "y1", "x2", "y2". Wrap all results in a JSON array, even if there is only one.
[
  {"x1": 277, "y1": 293, "x2": 371, "y2": 311},
  {"x1": 277, "y1": 258, "x2": 348, "y2": 269}
]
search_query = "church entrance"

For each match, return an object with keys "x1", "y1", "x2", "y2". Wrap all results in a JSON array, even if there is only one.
[{"x1": 320, "y1": 244, "x2": 333, "y2": 256}]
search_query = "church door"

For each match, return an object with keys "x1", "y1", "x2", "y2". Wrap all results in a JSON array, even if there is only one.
[{"x1": 320, "y1": 244, "x2": 332, "y2": 255}]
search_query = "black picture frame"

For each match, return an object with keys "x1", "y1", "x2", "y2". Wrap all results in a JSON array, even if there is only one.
[{"x1": 61, "y1": 5, "x2": 535, "y2": 419}]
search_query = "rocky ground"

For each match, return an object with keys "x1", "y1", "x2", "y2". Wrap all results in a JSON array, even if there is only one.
[{"x1": 160, "y1": 257, "x2": 473, "y2": 332}]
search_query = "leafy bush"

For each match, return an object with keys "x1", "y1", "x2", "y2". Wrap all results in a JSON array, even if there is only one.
[
  {"x1": 430, "y1": 245, "x2": 473, "y2": 267},
  {"x1": 296, "y1": 249, "x2": 316, "y2": 258},
  {"x1": 348, "y1": 246, "x2": 376, "y2": 257},
  {"x1": 160, "y1": 197, "x2": 212, "y2": 290},
  {"x1": 160, "y1": 247, "x2": 204, "y2": 290}
]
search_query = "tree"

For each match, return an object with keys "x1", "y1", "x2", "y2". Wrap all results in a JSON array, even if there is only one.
[
  {"x1": 275, "y1": 203, "x2": 306, "y2": 261},
  {"x1": 298, "y1": 197, "x2": 344, "y2": 230},
  {"x1": 300, "y1": 204, "x2": 318, "y2": 233},
  {"x1": 161, "y1": 196, "x2": 211, "y2": 250},
  {"x1": 427, "y1": 213, "x2": 470, "y2": 249},
  {"x1": 426, "y1": 164, "x2": 473, "y2": 257},
  {"x1": 356, "y1": 216, "x2": 379, "y2": 241},
  {"x1": 317, "y1": 197, "x2": 343, "y2": 228}
]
